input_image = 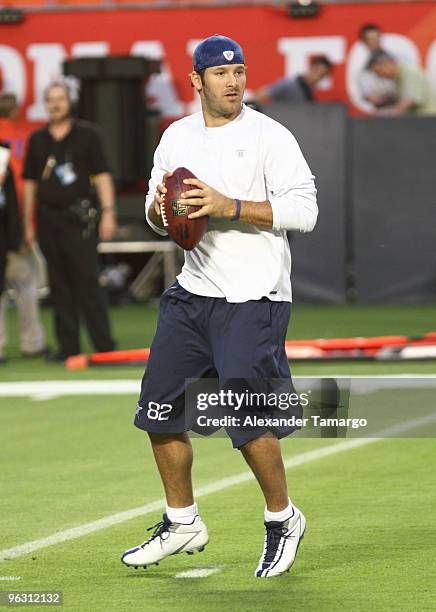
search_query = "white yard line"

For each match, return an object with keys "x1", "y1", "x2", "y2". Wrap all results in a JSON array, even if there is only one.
[
  {"x1": 1, "y1": 412, "x2": 435, "y2": 563},
  {"x1": 0, "y1": 576, "x2": 21, "y2": 581},
  {"x1": 0, "y1": 381, "x2": 140, "y2": 401},
  {"x1": 0, "y1": 376, "x2": 435, "y2": 401},
  {"x1": 175, "y1": 567, "x2": 224, "y2": 579}
]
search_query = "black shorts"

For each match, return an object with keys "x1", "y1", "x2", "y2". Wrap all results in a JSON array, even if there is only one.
[{"x1": 135, "y1": 282, "x2": 301, "y2": 448}]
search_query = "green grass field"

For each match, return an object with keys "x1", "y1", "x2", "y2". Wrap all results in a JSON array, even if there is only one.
[{"x1": 1, "y1": 303, "x2": 436, "y2": 611}]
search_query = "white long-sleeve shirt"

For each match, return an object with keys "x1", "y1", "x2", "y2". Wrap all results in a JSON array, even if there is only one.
[{"x1": 146, "y1": 104, "x2": 317, "y2": 303}]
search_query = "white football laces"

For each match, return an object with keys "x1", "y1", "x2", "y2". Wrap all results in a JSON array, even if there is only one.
[{"x1": 160, "y1": 195, "x2": 169, "y2": 228}]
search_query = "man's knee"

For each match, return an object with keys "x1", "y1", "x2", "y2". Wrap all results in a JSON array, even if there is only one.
[{"x1": 148, "y1": 431, "x2": 190, "y2": 445}]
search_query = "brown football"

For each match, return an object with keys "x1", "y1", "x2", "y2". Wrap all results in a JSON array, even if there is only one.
[{"x1": 160, "y1": 167, "x2": 208, "y2": 251}]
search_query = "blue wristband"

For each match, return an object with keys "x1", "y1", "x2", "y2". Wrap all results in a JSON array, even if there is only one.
[{"x1": 231, "y1": 199, "x2": 241, "y2": 222}]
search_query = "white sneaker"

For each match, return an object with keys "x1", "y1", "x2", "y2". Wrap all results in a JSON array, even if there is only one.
[
  {"x1": 255, "y1": 506, "x2": 306, "y2": 577},
  {"x1": 121, "y1": 513, "x2": 209, "y2": 569}
]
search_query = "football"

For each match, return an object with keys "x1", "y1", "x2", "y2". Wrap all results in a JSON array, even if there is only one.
[{"x1": 160, "y1": 167, "x2": 208, "y2": 251}]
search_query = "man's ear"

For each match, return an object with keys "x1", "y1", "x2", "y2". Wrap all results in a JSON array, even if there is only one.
[{"x1": 190, "y1": 71, "x2": 202, "y2": 92}]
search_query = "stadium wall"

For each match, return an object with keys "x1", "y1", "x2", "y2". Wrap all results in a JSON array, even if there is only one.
[
  {"x1": 351, "y1": 116, "x2": 436, "y2": 303},
  {"x1": 265, "y1": 103, "x2": 347, "y2": 304},
  {"x1": 264, "y1": 104, "x2": 436, "y2": 304}
]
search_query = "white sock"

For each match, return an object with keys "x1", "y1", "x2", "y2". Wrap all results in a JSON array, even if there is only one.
[
  {"x1": 166, "y1": 502, "x2": 198, "y2": 525},
  {"x1": 264, "y1": 499, "x2": 294, "y2": 523}
]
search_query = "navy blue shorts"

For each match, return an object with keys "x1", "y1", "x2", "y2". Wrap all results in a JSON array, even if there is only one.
[{"x1": 134, "y1": 282, "x2": 301, "y2": 448}]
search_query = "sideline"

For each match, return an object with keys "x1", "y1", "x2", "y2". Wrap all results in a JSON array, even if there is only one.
[{"x1": 0, "y1": 376, "x2": 435, "y2": 401}]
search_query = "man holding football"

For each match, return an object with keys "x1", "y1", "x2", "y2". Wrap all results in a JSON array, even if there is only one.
[{"x1": 122, "y1": 35, "x2": 318, "y2": 578}]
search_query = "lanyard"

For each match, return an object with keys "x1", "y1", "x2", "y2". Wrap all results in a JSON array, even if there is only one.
[{"x1": 41, "y1": 131, "x2": 72, "y2": 181}]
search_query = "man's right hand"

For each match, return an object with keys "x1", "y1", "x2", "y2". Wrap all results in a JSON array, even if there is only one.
[
  {"x1": 149, "y1": 171, "x2": 173, "y2": 228},
  {"x1": 153, "y1": 171, "x2": 173, "y2": 216}
]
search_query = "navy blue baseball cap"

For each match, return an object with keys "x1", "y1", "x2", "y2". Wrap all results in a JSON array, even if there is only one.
[{"x1": 193, "y1": 35, "x2": 245, "y2": 72}]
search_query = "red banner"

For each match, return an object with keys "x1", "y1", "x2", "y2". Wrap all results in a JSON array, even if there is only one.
[{"x1": 0, "y1": 2, "x2": 436, "y2": 130}]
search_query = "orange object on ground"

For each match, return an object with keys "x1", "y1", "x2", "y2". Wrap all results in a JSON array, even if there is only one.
[
  {"x1": 66, "y1": 348, "x2": 150, "y2": 369},
  {"x1": 285, "y1": 333, "x2": 436, "y2": 351},
  {"x1": 65, "y1": 354, "x2": 89, "y2": 370},
  {"x1": 90, "y1": 348, "x2": 150, "y2": 364},
  {"x1": 65, "y1": 332, "x2": 436, "y2": 368}
]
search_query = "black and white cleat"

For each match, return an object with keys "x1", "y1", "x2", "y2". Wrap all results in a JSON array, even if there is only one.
[{"x1": 121, "y1": 513, "x2": 209, "y2": 569}]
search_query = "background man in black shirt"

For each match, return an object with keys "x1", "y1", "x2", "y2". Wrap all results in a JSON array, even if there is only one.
[
  {"x1": 0, "y1": 160, "x2": 21, "y2": 363},
  {"x1": 23, "y1": 82, "x2": 117, "y2": 360}
]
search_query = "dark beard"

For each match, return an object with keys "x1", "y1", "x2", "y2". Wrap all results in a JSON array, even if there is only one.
[{"x1": 202, "y1": 86, "x2": 240, "y2": 118}]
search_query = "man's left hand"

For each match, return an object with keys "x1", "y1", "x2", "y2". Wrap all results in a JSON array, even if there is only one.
[{"x1": 181, "y1": 178, "x2": 236, "y2": 220}]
